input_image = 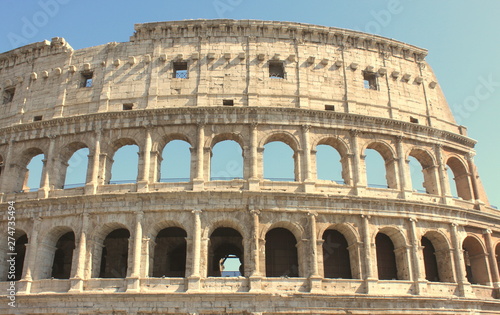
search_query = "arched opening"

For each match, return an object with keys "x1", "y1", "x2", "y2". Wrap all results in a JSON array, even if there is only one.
[
  {"x1": 365, "y1": 143, "x2": 397, "y2": 189},
  {"x1": 99, "y1": 229, "x2": 130, "y2": 278},
  {"x1": 316, "y1": 145, "x2": 344, "y2": 184},
  {"x1": 9, "y1": 233, "x2": 27, "y2": 281},
  {"x1": 376, "y1": 233, "x2": 398, "y2": 280},
  {"x1": 365, "y1": 149, "x2": 388, "y2": 188},
  {"x1": 160, "y1": 140, "x2": 191, "y2": 182},
  {"x1": 447, "y1": 168, "x2": 459, "y2": 198},
  {"x1": 422, "y1": 231, "x2": 455, "y2": 283},
  {"x1": 63, "y1": 148, "x2": 89, "y2": 189},
  {"x1": 447, "y1": 157, "x2": 472, "y2": 200},
  {"x1": 51, "y1": 232, "x2": 75, "y2": 279},
  {"x1": 462, "y1": 236, "x2": 490, "y2": 285},
  {"x1": 110, "y1": 145, "x2": 139, "y2": 184},
  {"x1": 421, "y1": 236, "x2": 439, "y2": 282},
  {"x1": 264, "y1": 142, "x2": 295, "y2": 181},
  {"x1": 409, "y1": 156, "x2": 426, "y2": 193},
  {"x1": 210, "y1": 140, "x2": 243, "y2": 181},
  {"x1": 25, "y1": 153, "x2": 45, "y2": 191},
  {"x1": 265, "y1": 228, "x2": 299, "y2": 277},
  {"x1": 152, "y1": 227, "x2": 187, "y2": 277},
  {"x1": 322, "y1": 230, "x2": 352, "y2": 279},
  {"x1": 208, "y1": 227, "x2": 244, "y2": 277}
]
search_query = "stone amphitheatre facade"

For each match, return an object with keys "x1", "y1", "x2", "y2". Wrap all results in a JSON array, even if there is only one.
[{"x1": 0, "y1": 19, "x2": 499, "y2": 314}]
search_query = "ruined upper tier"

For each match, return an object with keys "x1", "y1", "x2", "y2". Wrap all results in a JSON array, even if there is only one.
[{"x1": 0, "y1": 19, "x2": 460, "y2": 135}]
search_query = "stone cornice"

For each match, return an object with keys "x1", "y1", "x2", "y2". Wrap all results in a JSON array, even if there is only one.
[
  {"x1": 131, "y1": 19, "x2": 428, "y2": 61},
  {"x1": 0, "y1": 106, "x2": 476, "y2": 148}
]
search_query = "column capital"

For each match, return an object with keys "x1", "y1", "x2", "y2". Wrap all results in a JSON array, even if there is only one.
[
  {"x1": 396, "y1": 134, "x2": 404, "y2": 143},
  {"x1": 483, "y1": 229, "x2": 493, "y2": 235},
  {"x1": 301, "y1": 124, "x2": 311, "y2": 132},
  {"x1": 361, "y1": 214, "x2": 371, "y2": 220},
  {"x1": 250, "y1": 122, "x2": 258, "y2": 129},
  {"x1": 349, "y1": 129, "x2": 361, "y2": 137},
  {"x1": 408, "y1": 217, "x2": 418, "y2": 223},
  {"x1": 192, "y1": 209, "x2": 203, "y2": 215},
  {"x1": 249, "y1": 209, "x2": 261, "y2": 216},
  {"x1": 466, "y1": 151, "x2": 476, "y2": 161},
  {"x1": 307, "y1": 211, "x2": 318, "y2": 218}
]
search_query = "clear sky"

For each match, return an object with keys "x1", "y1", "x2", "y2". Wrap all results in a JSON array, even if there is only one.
[{"x1": 1, "y1": 0, "x2": 499, "y2": 206}]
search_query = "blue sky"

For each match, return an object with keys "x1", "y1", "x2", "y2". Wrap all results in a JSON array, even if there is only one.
[{"x1": 2, "y1": 0, "x2": 499, "y2": 206}]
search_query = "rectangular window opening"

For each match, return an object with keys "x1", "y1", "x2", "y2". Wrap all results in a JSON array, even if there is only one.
[
  {"x1": 325, "y1": 105, "x2": 335, "y2": 111},
  {"x1": 269, "y1": 61, "x2": 285, "y2": 79},
  {"x1": 173, "y1": 62, "x2": 188, "y2": 79},
  {"x1": 33, "y1": 115, "x2": 43, "y2": 121},
  {"x1": 363, "y1": 72, "x2": 377, "y2": 90},
  {"x1": 123, "y1": 103, "x2": 134, "y2": 111},
  {"x1": 81, "y1": 72, "x2": 93, "y2": 88},
  {"x1": 410, "y1": 117, "x2": 419, "y2": 124},
  {"x1": 2, "y1": 87, "x2": 15, "y2": 104},
  {"x1": 223, "y1": 99, "x2": 234, "y2": 106}
]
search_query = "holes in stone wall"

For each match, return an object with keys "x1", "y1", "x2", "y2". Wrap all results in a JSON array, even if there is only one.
[
  {"x1": 363, "y1": 72, "x2": 377, "y2": 90},
  {"x1": 152, "y1": 227, "x2": 187, "y2": 278},
  {"x1": 2, "y1": 87, "x2": 15, "y2": 104},
  {"x1": 210, "y1": 140, "x2": 243, "y2": 181},
  {"x1": 80, "y1": 72, "x2": 93, "y2": 88},
  {"x1": 123, "y1": 103, "x2": 134, "y2": 111},
  {"x1": 223, "y1": 99, "x2": 234, "y2": 106},
  {"x1": 51, "y1": 232, "x2": 75, "y2": 279},
  {"x1": 99, "y1": 229, "x2": 130, "y2": 278},
  {"x1": 322, "y1": 230, "x2": 352, "y2": 279},
  {"x1": 269, "y1": 61, "x2": 285, "y2": 79},
  {"x1": 324, "y1": 105, "x2": 335, "y2": 111},
  {"x1": 173, "y1": 62, "x2": 188, "y2": 79},
  {"x1": 160, "y1": 140, "x2": 191, "y2": 183},
  {"x1": 265, "y1": 228, "x2": 298, "y2": 277}
]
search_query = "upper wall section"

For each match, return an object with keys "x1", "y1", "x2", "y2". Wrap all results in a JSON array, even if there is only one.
[{"x1": 0, "y1": 19, "x2": 461, "y2": 134}]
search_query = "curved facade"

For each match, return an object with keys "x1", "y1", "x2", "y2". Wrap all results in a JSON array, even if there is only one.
[{"x1": 0, "y1": 19, "x2": 499, "y2": 314}]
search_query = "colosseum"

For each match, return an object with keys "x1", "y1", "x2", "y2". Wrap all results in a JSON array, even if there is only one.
[{"x1": 0, "y1": 19, "x2": 499, "y2": 314}]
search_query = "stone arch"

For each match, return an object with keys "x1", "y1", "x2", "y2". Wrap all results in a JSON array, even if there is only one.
[
  {"x1": 151, "y1": 226, "x2": 187, "y2": 278},
  {"x1": 1, "y1": 229, "x2": 28, "y2": 281},
  {"x1": 37, "y1": 226, "x2": 76, "y2": 280},
  {"x1": 322, "y1": 228, "x2": 354, "y2": 279},
  {"x1": 364, "y1": 141, "x2": 398, "y2": 189},
  {"x1": 408, "y1": 148, "x2": 439, "y2": 195},
  {"x1": 421, "y1": 230, "x2": 454, "y2": 283},
  {"x1": 261, "y1": 132, "x2": 301, "y2": 182},
  {"x1": 91, "y1": 222, "x2": 131, "y2": 278},
  {"x1": 446, "y1": 156, "x2": 473, "y2": 200},
  {"x1": 261, "y1": 221, "x2": 304, "y2": 243},
  {"x1": 265, "y1": 227, "x2": 299, "y2": 277},
  {"x1": 55, "y1": 141, "x2": 90, "y2": 189},
  {"x1": 462, "y1": 234, "x2": 490, "y2": 285},
  {"x1": 205, "y1": 219, "x2": 248, "y2": 241},
  {"x1": 375, "y1": 226, "x2": 410, "y2": 280},
  {"x1": 209, "y1": 133, "x2": 245, "y2": 180},
  {"x1": 208, "y1": 227, "x2": 244, "y2": 277},
  {"x1": 106, "y1": 138, "x2": 140, "y2": 184},
  {"x1": 315, "y1": 137, "x2": 351, "y2": 185},
  {"x1": 157, "y1": 135, "x2": 192, "y2": 182},
  {"x1": 12, "y1": 147, "x2": 45, "y2": 192}
]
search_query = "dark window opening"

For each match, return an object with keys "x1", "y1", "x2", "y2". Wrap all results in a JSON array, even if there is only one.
[
  {"x1": 51, "y1": 232, "x2": 75, "y2": 279},
  {"x1": 173, "y1": 62, "x2": 188, "y2": 79},
  {"x1": 325, "y1": 105, "x2": 335, "y2": 111},
  {"x1": 208, "y1": 228, "x2": 244, "y2": 277},
  {"x1": 269, "y1": 61, "x2": 285, "y2": 79},
  {"x1": 363, "y1": 72, "x2": 378, "y2": 90},
  {"x1": 10, "y1": 234, "x2": 27, "y2": 281},
  {"x1": 81, "y1": 72, "x2": 93, "y2": 88},
  {"x1": 265, "y1": 228, "x2": 298, "y2": 277},
  {"x1": 323, "y1": 230, "x2": 352, "y2": 279},
  {"x1": 376, "y1": 233, "x2": 398, "y2": 280},
  {"x1": 33, "y1": 115, "x2": 42, "y2": 121},
  {"x1": 421, "y1": 236, "x2": 439, "y2": 282},
  {"x1": 123, "y1": 103, "x2": 134, "y2": 111},
  {"x1": 223, "y1": 99, "x2": 234, "y2": 106},
  {"x1": 3, "y1": 87, "x2": 15, "y2": 104},
  {"x1": 152, "y1": 227, "x2": 187, "y2": 277},
  {"x1": 410, "y1": 116, "x2": 419, "y2": 124},
  {"x1": 99, "y1": 228, "x2": 130, "y2": 278}
]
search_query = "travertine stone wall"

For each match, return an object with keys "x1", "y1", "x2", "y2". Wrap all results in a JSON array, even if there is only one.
[{"x1": 0, "y1": 20, "x2": 498, "y2": 315}]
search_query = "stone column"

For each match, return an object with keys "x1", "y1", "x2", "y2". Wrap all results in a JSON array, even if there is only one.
[
  {"x1": 192, "y1": 124, "x2": 205, "y2": 191},
  {"x1": 483, "y1": 229, "x2": 500, "y2": 289},
  {"x1": 20, "y1": 217, "x2": 42, "y2": 293},
  {"x1": 188, "y1": 209, "x2": 202, "y2": 291},
  {"x1": 0, "y1": 139, "x2": 13, "y2": 193},
  {"x1": 248, "y1": 123, "x2": 260, "y2": 190},
  {"x1": 434, "y1": 144, "x2": 451, "y2": 203},
  {"x1": 38, "y1": 135, "x2": 56, "y2": 198},
  {"x1": 85, "y1": 130, "x2": 101, "y2": 195},
  {"x1": 249, "y1": 209, "x2": 262, "y2": 291},
  {"x1": 138, "y1": 128, "x2": 152, "y2": 191},
  {"x1": 350, "y1": 129, "x2": 364, "y2": 194},
  {"x1": 396, "y1": 136, "x2": 411, "y2": 198},
  {"x1": 127, "y1": 211, "x2": 144, "y2": 292},
  {"x1": 69, "y1": 213, "x2": 89, "y2": 292},
  {"x1": 408, "y1": 217, "x2": 426, "y2": 295},
  {"x1": 361, "y1": 215, "x2": 374, "y2": 280},
  {"x1": 466, "y1": 153, "x2": 487, "y2": 209},
  {"x1": 450, "y1": 223, "x2": 472, "y2": 297},
  {"x1": 308, "y1": 212, "x2": 322, "y2": 292},
  {"x1": 302, "y1": 125, "x2": 315, "y2": 192}
]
